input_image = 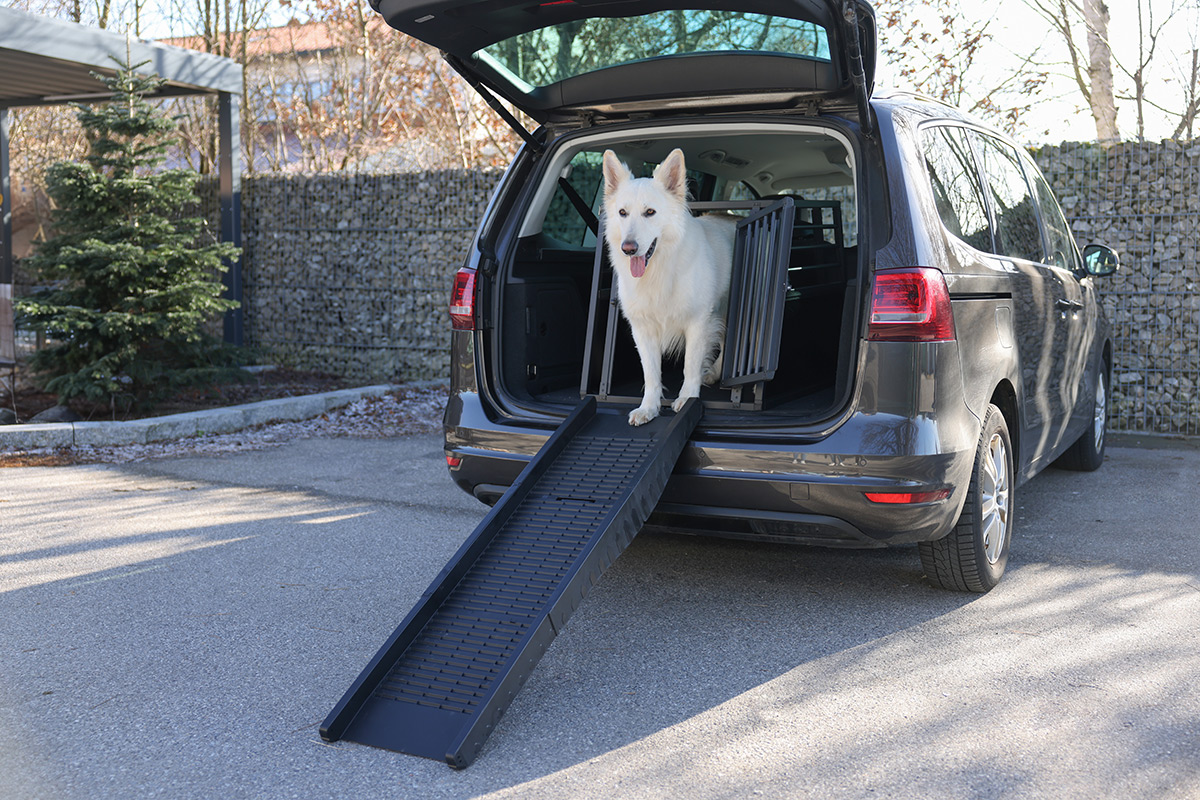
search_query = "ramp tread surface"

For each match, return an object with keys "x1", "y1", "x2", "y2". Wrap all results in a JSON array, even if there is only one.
[{"x1": 321, "y1": 399, "x2": 701, "y2": 767}]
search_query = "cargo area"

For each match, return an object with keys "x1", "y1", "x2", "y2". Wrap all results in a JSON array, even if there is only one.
[{"x1": 491, "y1": 126, "x2": 863, "y2": 424}]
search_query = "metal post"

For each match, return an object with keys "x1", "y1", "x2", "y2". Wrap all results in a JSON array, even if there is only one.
[
  {"x1": 1, "y1": 107, "x2": 12, "y2": 286},
  {"x1": 218, "y1": 91, "x2": 243, "y2": 347},
  {"x1": 1, "y1": 107, "x2": 15, "y2": 373}
]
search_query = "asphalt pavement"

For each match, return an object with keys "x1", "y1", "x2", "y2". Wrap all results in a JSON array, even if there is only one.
[{"x1": 1, "y1": 433, "x2": 1198, "y2": 799}]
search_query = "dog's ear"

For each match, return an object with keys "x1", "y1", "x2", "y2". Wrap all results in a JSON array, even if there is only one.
[
  {"x1": 653, "y1": 148, "x2": 688, "y2": 201},
  {"x1": 602, "y1": 150, "x2": 632, "y2": 194}
]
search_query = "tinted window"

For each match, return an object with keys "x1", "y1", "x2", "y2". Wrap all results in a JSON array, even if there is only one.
[
  {"x1": 973, "y1": 133, "x2": 1044, "y2": 262},
  {"x1": 542, "y1": 151, "x2": 603, "y2": 247},
  {"x1": 921, "y1": 126, "x2": 992, "y2": 252},
  {"x1": 541, "y1": 152, "x2": 733, "y2": 247},
  {"x1": 475, "y1": 12, "x2": 831, "y2": 89},
  {"x1": 1024, "y1": 158, "x2": 1080, "y2": 272}
]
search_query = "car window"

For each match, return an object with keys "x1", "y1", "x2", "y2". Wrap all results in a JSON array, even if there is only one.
[
  {"x1": 542, "y1": 152, "x2": 745, "y2": 247},
  {"x1": 921, "y1": 125, "x2": 992, "y2": 252},
  {"x1": 768, "y1": 184, "x2": 858, "y2": 246},
  {"x1": 474, "y1": 11, "x2": 831, "y2": 90},
  {"x1": 542, "y1": 151, "x2": 604, "y2": 247},
  {"x1": 1023, "y1": 157, "x2": 1081, "y2": 272},
  {"x1": 972, "y1": 132, "x2": 1044, "y2": 262}
]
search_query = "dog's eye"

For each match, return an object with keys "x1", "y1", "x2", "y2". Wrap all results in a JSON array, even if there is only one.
[
  {"x1": 644, "y1": 208, "x2": 656, "y2": 217},
  {"x1": 618, "y1": 209, "x2": 628, "y2": 217}
]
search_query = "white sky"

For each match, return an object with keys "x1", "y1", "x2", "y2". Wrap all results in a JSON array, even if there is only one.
[{"x1": 875, "y1": 0, "x2": 1199, "y2": 144}]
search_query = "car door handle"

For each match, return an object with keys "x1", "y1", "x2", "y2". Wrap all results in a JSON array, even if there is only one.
[{"x1": 1055, "y1": 299, "x2": 1084, "y2": 314}]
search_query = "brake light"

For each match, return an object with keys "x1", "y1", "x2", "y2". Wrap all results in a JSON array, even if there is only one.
[
  {"x1": 864, "y1": 489, "x2": 951, "y2": 504},
  {"x1": 449, "y1": 268, "x2": 477, "y2": 331},
  {"x1": 867, "y1": 268, "x2": 956, "y2": 342}
]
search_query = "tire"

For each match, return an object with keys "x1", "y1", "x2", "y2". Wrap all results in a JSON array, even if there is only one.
[
  {"x1": 919, "y1": 403, "x2": 1014, "y2": 593},
  {"x1": 1054, "y1": 368, "x2": 1108, "y2": 472}
]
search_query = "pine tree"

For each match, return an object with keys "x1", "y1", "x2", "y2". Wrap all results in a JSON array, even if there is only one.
[{"x1": 17, "y1": 60, "x2": 243, "y2": 413}]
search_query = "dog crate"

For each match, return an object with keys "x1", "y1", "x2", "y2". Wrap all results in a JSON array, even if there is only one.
[{"x1": 579, "y1": 196, "x2": 844, "y2": 412}]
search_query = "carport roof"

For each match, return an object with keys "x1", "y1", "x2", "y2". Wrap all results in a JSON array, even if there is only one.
[{"x1": 0, "y1": 6, "x2": 242, "y2": 108}]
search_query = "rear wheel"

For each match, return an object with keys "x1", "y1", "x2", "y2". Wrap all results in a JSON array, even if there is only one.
[
  {"x1": 1054, "y1": 368, "x2": 1108, "y2": 472},
  {"x1": 919, "y1": 403, "x2": 1013, "y2": 593}
]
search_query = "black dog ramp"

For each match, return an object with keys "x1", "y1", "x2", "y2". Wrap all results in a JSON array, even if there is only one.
[{"x1": 320, "y1": 396, "x2": 702, "y2": 768}]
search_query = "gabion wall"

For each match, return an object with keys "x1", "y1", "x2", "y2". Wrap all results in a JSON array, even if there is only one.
[
  {"x1": 1033, "y1": 141, "x2": 1200, "y2": 435},
  {"x1": 232, "y1": 143, "x2": 1199, "y2": 435},
  {"x1": 241, "y1": 170, "x2": 501, "y2": 382}
]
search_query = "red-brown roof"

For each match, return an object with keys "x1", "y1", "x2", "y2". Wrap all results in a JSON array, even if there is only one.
[{"x1": 160, "y1": 18, "x2": 385, "y2": 59}]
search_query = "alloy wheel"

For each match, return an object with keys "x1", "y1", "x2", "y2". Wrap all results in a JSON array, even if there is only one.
[
  {"x1": 980, "y1": 432, "x2": 1010, "y2": 565},
  {"x1": 1093, "y1": 375, "x2": 1107, "y2": 452}
]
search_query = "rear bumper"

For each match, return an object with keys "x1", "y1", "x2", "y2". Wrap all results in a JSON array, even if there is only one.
[{"x1": 445, "y1": 394, "x2": 978, "y2": 549}]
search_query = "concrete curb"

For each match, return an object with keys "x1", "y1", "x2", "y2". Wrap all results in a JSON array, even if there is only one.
[{"x1": 0, "y1": 385, "x2": 398, "y2": 450}]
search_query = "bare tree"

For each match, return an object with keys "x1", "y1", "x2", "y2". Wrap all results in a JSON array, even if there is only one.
[
  {"x1": 1026, "y1": 0, "x2": 1198, "y2": 142},
  {"x1": 246, "y1": 0, "x2": 524, "y2": 172},
  {"x1": 1021, "y1": 0, "x2": 1117, "y2": 140},
  {"x1": 2, "y1": 0, "x2": 105, "y2": 269},
  {"x1": 1117, "y1": 0, "x2": 1197, "y2": 141},
  {"x1": 152, "y1": 0, "x2": 523, "y2": 172},
  {"x1": 1173, "y1": 44, "x2": 1200, "y2": 140},
  {"x1": 875, "y1": 0, "x2": 1049, "y2": 136},
  {"x1": 1083, "y1": 0, "x2": 1118, "y2": 141},
  {"x1": 4, "y1": 108, "x2": 89, "y2": 274},
  {"x1": 155, "y1": 0, "x2": 276, "y2": 172}
]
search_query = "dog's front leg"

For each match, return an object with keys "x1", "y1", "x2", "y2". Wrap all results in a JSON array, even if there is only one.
[
  {"x1": 629, "y1": 327, "x2": 663, "y2": 426},
  {"x1": 673, "y1": 319, "x2": 711, "y2": 412},
  {"x1": 704, "y1": 344, "x2": 724, "y2": 387}
]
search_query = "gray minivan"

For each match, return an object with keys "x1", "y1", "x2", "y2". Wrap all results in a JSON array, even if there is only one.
[{"x1": 375, "y1": 0, "x2": 1119, "y2": 592}]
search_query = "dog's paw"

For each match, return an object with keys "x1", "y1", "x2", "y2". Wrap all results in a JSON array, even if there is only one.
[
  {"x1": 671, "y1": 395, "x2": 694, "y2": 413},
  {"x1": 702, "y1": 368, "x2": 721, "y2": 387},
  {"x1": 628, "y1": 406, "x2": 659, "y2": 426}
]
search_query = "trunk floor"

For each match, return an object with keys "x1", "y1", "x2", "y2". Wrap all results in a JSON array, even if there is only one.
[{"x1": 531, "y1": 380, "x2": 836, "y2": 422}]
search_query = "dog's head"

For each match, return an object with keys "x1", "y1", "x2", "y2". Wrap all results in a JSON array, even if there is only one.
[{"x1": 601, "y1": 148, "x2": 689, "y2": 278}]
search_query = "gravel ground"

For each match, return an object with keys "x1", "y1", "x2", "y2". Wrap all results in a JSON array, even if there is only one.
[{"x1": 0, "y1": 384, "x2": 449, "y2": 466}]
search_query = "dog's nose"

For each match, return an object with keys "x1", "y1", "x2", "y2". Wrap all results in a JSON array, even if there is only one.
[{"x1": 621, "y1": 241, "x2": 638, "y2": 255}]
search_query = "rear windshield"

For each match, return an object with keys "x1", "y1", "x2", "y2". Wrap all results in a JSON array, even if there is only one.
[{"x1": 473, "y1": 11, "x2": 831, "y2": 91}]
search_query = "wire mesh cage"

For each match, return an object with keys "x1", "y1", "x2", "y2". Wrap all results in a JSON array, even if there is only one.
[
  {"x1": 1033, "y1": 141, "x2": 1200, "y2": 436},
  {"x1": 239, "y1": 170, "x2": 501, "y2": 382}
]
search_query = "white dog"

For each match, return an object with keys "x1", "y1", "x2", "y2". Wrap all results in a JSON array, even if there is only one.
[{"x1": 602, "y1": 148, "x2": 736, "y2": 426}]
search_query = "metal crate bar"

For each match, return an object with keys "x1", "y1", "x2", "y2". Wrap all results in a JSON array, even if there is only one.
[{"x1": 722, "y1": 197, "x2": 796, "y2": 386}]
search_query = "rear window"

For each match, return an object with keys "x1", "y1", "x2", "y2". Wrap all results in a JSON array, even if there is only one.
[
  {"x1": 539, "y1": 144, "x2": 857, "y2": 249},
  {"x1": 542, "y1": 151, "x2": 745, "y2": 248},
  {"x1": 473, "y1": 11, "x2": 831, "y2": 90}
]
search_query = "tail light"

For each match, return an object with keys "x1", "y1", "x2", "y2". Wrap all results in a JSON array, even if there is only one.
[
  {"x1": 449, "y1": 267, "x2": 477, "y2": 331},
  {"x1": 867, "y1": 268, "x2": 956, "y2": 342}
]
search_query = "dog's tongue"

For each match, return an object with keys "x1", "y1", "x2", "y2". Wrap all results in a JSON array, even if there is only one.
[{"x1": 629, "y1": 255, "x2": 647, "y2": 278}]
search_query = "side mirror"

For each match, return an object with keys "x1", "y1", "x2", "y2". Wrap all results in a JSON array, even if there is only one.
[{"x1": 1083, "y1": 244, "x2": 1119, "y2": 277}]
